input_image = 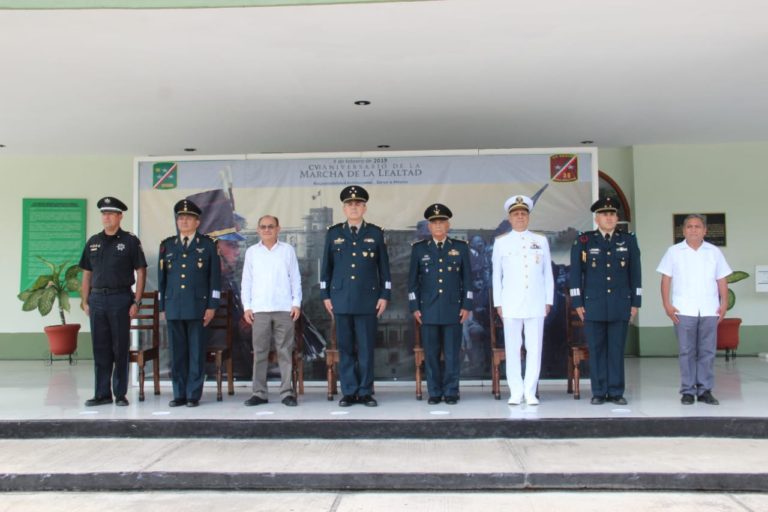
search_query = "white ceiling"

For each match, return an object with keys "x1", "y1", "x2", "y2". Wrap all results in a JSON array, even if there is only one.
[{"x1": 1, "y1": 0, "x2": 767, "y2": 155}]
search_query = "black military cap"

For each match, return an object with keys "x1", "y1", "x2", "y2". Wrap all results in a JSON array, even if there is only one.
[
  {"x1": 590, "y1": 196, "x2": 618, "y2": 213},
  {"x1": 97, "y1": 196, "x2": 128, "y2": 213},
  {"x1": 340, "y1": 185, "x2": 369, "y2": 203},
  {"x1": 174, "y1": 199, "x2": 201, "y2": 217},
  {"x1": 424, "y1": 203, "x2": 452, "y2": 221}
]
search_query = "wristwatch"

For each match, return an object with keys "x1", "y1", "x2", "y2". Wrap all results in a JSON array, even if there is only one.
[{"x1": 134, "y1": 299, "x2": 142, "y2": 307}]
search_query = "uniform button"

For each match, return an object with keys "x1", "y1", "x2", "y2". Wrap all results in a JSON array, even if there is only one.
[
  {"x1": 181, "y1": 264, "x2": 186, "y2": 268},
  {"x1": 353, "y1": 242, "x2": 357, "y2": 246},
  {"x1": 439, "y1": 269, "x2": 443, "y2": 272},
  {"x1": 351, "y1": 275, "x2": 356, "y2": 280},
  {"x1": 607, "y1": 289, "x2": 612, "y2": 293},
  {"x1": 439, "y1": 259, "x2": 443, "y2": 263},
  {"x1": 607, "y1": 264, "x2": 611, "y2": 267},
  {"x1": 607, "y1": 276, "x2": 611, "y2": 281},
  {"x1": 439, "y1": 289, "x2": 443, "y2": 293},
  {"x1": 607, "y1": 251, "x2": 611, "y2": 255},
  {"x1": 351, "y1": 264, "x2": 356, "y2": 268},
  {"x1": 438, "y1": 279, "x2": 443, "y2": 283},
  {"x1": 352, "y1": 253, "x2": 357, "y2": 256},
  {"x1": 181, "y1": 274, "x2": 186, "y2": 278},
  {"x1": 181, "y1": 285, "x2": 186, "y2": 289},
  {"x1": 182, "y1": 254, "x2": 187, "y2": 258}
]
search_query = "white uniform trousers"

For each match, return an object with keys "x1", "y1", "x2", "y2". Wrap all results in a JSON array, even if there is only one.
[{"x1": 503, "y1": 317, "x2": 544, "y2": 402}]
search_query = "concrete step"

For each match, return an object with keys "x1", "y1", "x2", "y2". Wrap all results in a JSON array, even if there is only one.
[{"x1": 1, "y1": 437, "x2": 767, "y2": 492}]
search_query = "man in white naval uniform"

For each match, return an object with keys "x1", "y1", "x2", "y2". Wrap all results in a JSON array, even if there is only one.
[{"x1": 492, "y1": 195, "x2": 554, "y2": 405}]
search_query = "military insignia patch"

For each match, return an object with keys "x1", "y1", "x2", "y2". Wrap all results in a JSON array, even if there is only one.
[
  {"x1": 334, "y1": 238, "x2": 345, "y2": 245},
  {"x1": 116, "y1": 243, "x2": 125, "y2": 251},
  {"x1": 530, "y1": 242, "x2": 541, "y2": 250},
  {"x1": 550, "y1": 154, "x2": 578, "y2": 182},
  {"x1": 364, "y1": 238, "x2": 375, "y2": 243},
  {"x1": 448, "y1": 249, "x2": 460, "y2": 256}
]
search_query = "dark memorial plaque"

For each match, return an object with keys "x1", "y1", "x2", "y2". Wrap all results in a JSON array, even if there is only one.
[{"x1": 673, "y1": 213, "x2": 726, "y2": 246}]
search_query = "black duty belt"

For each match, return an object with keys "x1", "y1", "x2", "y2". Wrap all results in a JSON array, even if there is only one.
[{"x1": 90, "y1": 287, "x2": 131, "y2": 295}]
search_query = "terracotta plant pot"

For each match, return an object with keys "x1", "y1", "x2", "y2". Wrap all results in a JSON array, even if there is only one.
[{"x1": 43, "y1": 324, "x2": 80, "y2": 355}]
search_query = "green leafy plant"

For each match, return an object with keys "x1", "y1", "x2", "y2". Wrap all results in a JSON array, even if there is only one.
[
  {"x1": 18, "y1": 257, "x2": 82, "y2": 325},
  {"x1": 726, "y1": 271, "x2": 749, "y2": 311}
]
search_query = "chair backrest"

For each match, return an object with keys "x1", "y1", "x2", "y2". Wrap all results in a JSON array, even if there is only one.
[
  {"x1": 564, "y1": 292, "x2": 586, "y2": 346},
  {"x1": 207, "y1": 290, "x2": 233, "y2": 351},
  {"x1": 488, "y1": 287, "x2": 502, "y2": 349},
  {"x1": 130, "y1": 291, "x2": 159, "y2": 351}
]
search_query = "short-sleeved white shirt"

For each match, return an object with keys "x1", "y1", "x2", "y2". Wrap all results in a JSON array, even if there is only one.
[{"x1": 656, "y1": 240, "x2": 732, "y2": 317}]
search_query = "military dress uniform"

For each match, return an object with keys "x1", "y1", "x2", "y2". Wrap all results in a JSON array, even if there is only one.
[
  {"x1": 320, "y1": 186, "x2": 391, "y2": 404},
  {"x1": 492, "y1": 195, "x2": 554, "y2": 405},
  {"x1": 79, "y1": 197, "x2": 147, "y2": 405},
  {"x1": 569, "y1": 198, "x2": 641, "y2": 403},
  {"x1": 408, "y1": 204, "x2": 472, "y2": 403},
  {"x1": 158, "y1": 200, "x2": 221, "y2": 406}
]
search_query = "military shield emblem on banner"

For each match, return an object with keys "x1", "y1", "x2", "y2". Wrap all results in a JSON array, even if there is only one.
[
  {"x1": 153, "y1": 162, "x2": 178, "y2": 189},
  {"x1": 550, "y1": 154, "x2": 578, "y2": 182}
]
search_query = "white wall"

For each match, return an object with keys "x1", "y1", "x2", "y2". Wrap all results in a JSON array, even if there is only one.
[
  {"x1": 633, "y1": 142, "x2": 768, "y2": 328},
  {"x1": 1, "y1": 155, "x2": 134, "y2": 333}
]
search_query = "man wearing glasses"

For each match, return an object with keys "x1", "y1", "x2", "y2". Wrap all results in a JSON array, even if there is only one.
[{"x1": 241, "y1": 215, "x2": 302, "y2": 407}]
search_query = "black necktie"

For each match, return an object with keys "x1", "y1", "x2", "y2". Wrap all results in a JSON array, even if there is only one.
[
  {"x1": 183, "y1": 236, "x2": 189, "y2": 250},
  {"x1": 604, "y1": 233, "x2": 610, "y2": 242},
  {"x1": 437, "y1": 241, "x2": 443, "y2": 250},
  {"x1": 351, "y1": 226, "x2": 358, "y2": 236}
]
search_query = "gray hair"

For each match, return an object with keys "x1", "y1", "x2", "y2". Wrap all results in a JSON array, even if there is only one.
[{"x1": 683, "y1": 214, "x2": 707, "y2": 228}]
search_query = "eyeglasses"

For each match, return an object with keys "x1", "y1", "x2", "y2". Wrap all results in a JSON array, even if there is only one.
[{"x1": 258, "y1": 225, "x2": 277, "y2": 230}]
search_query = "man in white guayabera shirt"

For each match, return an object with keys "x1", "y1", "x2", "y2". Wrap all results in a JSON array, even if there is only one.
[
  {"x1": 657, "y1": 214, "x2": 731, "y2": 406},
  {"x1": 241, "y1": 215, "x2": 302, "y2": 407}
]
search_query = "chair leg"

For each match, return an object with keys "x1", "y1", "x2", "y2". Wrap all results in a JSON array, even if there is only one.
[
  {"x1": 226, "y1": 356, "x2": 234, "y2": 396},
  {"x1": 137, "y1": 354, "x2": 146, "y2": 402},
  {"x1": 573, "y1": 356, "x2": 581, "y2": 400},
  {"x1": 152, "y1": 353, "x2": 161, "y2": 396},
  {"x1": 216, "y1": 352, "x2": 223, "y2": 401},
  {"x1": 415, "y1": 357, "x2": 423, "y2": 401},
  {"x1": 567, "y1": 349, "x2": 574, "y2": 394},
  {"x1": 326, "y1": 355, "x2": 335, "y2": 401}
]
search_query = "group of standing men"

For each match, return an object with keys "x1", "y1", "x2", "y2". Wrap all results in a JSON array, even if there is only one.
[{"x1": 77, "y1": 186, "x2": 732, "y2": 409}]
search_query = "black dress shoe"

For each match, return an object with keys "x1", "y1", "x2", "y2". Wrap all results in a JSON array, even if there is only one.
[
  {"x1": 590, "y1": 396, "x2": 605, "y2": 405},
  {"x1": 114, "y1": 396, "x2": 129, "y2": 407},
  {"x1": 282, "y1": 396, "x2": 298, "y2": 407},
  {"x1": 85, "y1": 396, "x2": 112, "y2": 407},
  {"x1": 681, "y1": 394, "x2": 695, "y2": 405},
  {"x1": 444, "y1": 396, "x2": 458, "y2": 405},
  {"x1": 338, "y1": 395, "x2": 356, "y2": 407},
  {"x1": 427, "y1": 396, "x2": 442, "y2": 405},
  {"x1": 186, "y1": 400, "x2": 200, "y2": 407},
  {"x1": 168, "y1": 399, "x2": 187, "y2": 407},
  {"x1": 698, "y1": 390, "x2": 720, "y2": 405},
  {"x1": 244, "y1": 396, "x2": 268, "y2": 406},
  {"x1": 608, "y1": 396, "x2": 628, "y2": 405},
  {"x1": 359, "y1": 395, "x2": 378, "y2": 407}
]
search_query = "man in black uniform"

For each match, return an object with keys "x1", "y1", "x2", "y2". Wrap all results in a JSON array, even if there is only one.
[
  {"x1": 569, "y1": 197, "x2": 641, "y2": 405},
  {"x1": 158, "y1": 199, "x2": 221, "y2": 407},
  {"x1": 79, "y1": 196, "x2": 147, "y2": 407},
  {"x1": 320, "y1": 186, "x2": 391, "y2": 407},
  {"x1": 408, "y1": 204, "x2": 472, "y2": 404}
]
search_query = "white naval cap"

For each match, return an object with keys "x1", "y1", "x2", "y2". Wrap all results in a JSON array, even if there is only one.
[{"x1": 504, "y1": 195, "x2": 533, "y2": 214}]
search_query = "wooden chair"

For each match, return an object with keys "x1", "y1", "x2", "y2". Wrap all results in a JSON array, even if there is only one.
[
  {"x1": 129, "y1": 291, "x2": 161, "y2": 402},
  {"x1": 413, "y1": 319, "x2": 425, "y2": 400},
  {"x1": 325, "y1": 316, "x2": 339, "y2": 400},
  {"x1": 206, "y1": 290, "x2": 235, "y2": 401},
  {"x1": 565, "y1": 293, "x2": 589, "y2": 399},
  {"x1": 488, "y1": 291, "x2": 506, "y2": 400}
]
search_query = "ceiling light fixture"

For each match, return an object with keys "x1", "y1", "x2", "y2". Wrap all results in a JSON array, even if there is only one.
[
  {"x1": 184, "y1": 148, "x2": 197, "y2": 152},
  {"x1": 580, "y1": 140, "x2": 594, "y2": 145},
  {"x1": 377, "y1": 145, "x2": 390, "y2": 149},
  {"x1": 354, "y1": 100, "x2": 371, "y2": 106}
]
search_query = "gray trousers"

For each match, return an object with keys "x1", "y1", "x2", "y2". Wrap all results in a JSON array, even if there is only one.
[
  {"x1": 251, "y1": 311, "x2": 295, "y2": 399},
  {"x1": 675, "y1": 315, "x2": 718, "y2": 396}
]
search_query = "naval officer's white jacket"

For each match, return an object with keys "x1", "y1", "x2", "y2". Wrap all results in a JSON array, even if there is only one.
[{"x1": 492, "y1": 229, "x2": 554, "y2": 318}]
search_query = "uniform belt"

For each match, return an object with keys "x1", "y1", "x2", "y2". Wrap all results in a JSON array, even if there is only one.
[{"x1": 90, "y1": 287, "x2": 130, "y2": 294}]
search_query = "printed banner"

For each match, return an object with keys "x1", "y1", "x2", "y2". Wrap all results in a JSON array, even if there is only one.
[{"x1": 137, "y1": 151, "x2": 595, "y2": 382}]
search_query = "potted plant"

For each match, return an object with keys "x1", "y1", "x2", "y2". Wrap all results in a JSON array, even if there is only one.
[
  {"x1": 717, "y1": 270, "x2": 749, "y2": 361},
  {"x1": 17, "y1": 257, "x2": 83, "y2": 360}
]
